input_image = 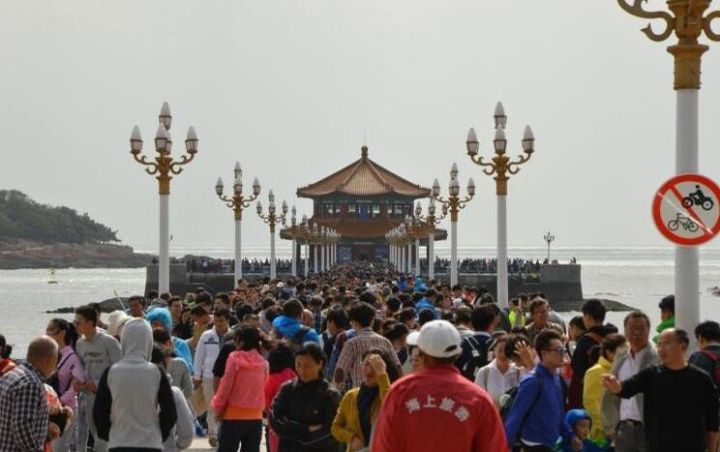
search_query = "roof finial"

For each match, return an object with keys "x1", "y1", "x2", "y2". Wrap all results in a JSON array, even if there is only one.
[{"x1": 361, "y1": 144, "x2": 368, "y2": 158}]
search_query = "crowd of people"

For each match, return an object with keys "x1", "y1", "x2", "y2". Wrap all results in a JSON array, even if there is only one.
[
  {"x1": 184, "y1": 256, "x2": 572, "y2": 276},
  {"x1": 0, "y1": 263, "x2": 718, "y2": 452},
  {"x1": 185, "y1": 258, "x2": 294, "y2": 274},
  {"x1": 427, "y1": 258, "x2": 553, "y2": 274}
]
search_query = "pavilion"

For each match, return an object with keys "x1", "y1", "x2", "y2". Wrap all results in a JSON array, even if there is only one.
[{"x1": 281, "y1": 145, "x2": 446, "y2": 264}]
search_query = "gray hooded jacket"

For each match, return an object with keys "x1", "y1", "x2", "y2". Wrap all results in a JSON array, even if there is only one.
[{"x1": 93, "y1": 318, "x2": 177, "y2": 450}]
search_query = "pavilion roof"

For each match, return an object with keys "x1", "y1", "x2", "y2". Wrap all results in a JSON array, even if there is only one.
[{"x1": 296, "y1": 145, "x2": 430, "y2": 199}]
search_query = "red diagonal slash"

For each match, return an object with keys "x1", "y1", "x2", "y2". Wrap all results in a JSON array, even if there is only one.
[{"x1": 668, "y1": 185, "x2": 713, "y2": 238}]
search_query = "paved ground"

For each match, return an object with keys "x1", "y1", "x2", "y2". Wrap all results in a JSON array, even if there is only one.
[
  {"x1": 188, "y1": 437, "x2": 214, "y2": 451},
  {"x1": 187, "y1": 435, "x2": 268, "y2": 451}
]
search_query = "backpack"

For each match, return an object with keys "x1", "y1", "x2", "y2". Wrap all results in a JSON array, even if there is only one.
[
  {"x1": 459, "y1": 335, "x2": 489, "y2": 380},
  {"x1": 700, "y1": 349, "x2": 720, "y2": 387},
  {"x1": 287, "y1": 326, "x2": 311, "y2": 346},
  {"x1": 47, "y1": 352, "x2": 74, "y2": 397}
]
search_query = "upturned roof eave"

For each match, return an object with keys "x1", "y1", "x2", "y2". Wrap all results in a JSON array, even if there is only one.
[{"x1": 296, "y1": 187, "x2": 431, "y2": 199}]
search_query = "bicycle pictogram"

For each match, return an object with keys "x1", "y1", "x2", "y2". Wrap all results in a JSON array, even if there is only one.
[{"x1": 667, "y1": 213, "x2": 699, "y2": 233}]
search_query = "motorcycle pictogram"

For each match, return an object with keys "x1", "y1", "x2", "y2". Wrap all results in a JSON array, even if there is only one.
[
  {"x1": 667, "y1": 213, "x2": 699, "y2": 233},
  {"x1": 682, "y1": 185, "x2": 715, "y2": 211}
]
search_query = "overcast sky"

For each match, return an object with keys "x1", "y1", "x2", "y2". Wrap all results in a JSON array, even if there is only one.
[{"x1": 2, "y1": 0, "x2": 720, "y2": 254}]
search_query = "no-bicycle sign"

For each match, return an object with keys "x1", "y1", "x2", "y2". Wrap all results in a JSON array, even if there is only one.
[{"x1": 652, "y1": 174, "x2": 720, "y2": 246}]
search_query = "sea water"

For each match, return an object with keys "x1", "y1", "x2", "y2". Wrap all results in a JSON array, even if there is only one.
[{"x1": 1, "y1": 247, "x2": 720, "y2": 356}]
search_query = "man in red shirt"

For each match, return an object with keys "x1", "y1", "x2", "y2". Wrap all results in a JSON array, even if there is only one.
[{"x1": 372, "y1": 320, "x2": 508, "y2": 452}]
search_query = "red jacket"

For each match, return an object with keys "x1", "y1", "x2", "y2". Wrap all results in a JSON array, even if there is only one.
[
  {"x1": 264, "y1": 368, "x2": 296, "y2": 452},
  {"x1": 264, "y1": 368, "x2": 296, "y2": 412},
  {"x1": 371, "y1": 365, "x2": 508, "y2": 452}
]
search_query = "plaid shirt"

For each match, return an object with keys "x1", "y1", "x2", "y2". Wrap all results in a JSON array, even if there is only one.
[
  {"x1": 335, "y1": 328, "x2": 401, "y2": 388},
  {"x1": 0, "y1": 361, "x2": 49, "y2": 452},
  {"x1": 526, "y1": 321, "x2": 564, "y2": 346}
]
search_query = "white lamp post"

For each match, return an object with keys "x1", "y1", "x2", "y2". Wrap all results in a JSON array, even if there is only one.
[
  {"x1": 467, "y1": 102, "x2": 535, "y2": 308},
  {"x1": 257, "y1": 191, "x2": 287, "y2": 279},
  {"x1": 435, "y1": 166, "x2": 475, "y2": 286},
  {"x1": 130, "y1": 102, "x2": 199, "y2": 293},
  {"x1": 216, "y1": 164, "x2": 260, "y2": 287},
  {"x1": 544, "y1": 231, "x2": 555, "y2": 263},
  {"x1": 618, "y1": 0, "x2": 720, "y2": 339}
]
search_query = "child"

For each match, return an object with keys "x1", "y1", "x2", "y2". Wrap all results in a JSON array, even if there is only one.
[{"x1": 555, "y1": 409, "x2": 608, "y2": 452}]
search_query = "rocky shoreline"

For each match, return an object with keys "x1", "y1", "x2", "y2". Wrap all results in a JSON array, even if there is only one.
[{"x1": 0, "y1": 242, "x2": 155, "y2": 269}]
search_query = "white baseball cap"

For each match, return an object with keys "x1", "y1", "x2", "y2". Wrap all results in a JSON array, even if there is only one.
[
  {"x1": 417, "y1": 320, "x2": 462, "y2": 358},
  {"x1": 406, "y1": 331, "x2": 420, "y2": 346}
]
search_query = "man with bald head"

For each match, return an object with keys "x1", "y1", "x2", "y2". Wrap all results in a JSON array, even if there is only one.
[
  {"x1": 603, "y1": 329, "x2": 719, "y2": 452},
  {"x1": 0, "y1": 336, "x2": 59, "y2": 451}
]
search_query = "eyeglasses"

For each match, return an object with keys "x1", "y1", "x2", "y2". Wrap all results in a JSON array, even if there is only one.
[{"x1": 545, "y1": 347, "x2": 566, "y2": 355}]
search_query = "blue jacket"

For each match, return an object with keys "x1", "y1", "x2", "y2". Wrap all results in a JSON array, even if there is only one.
[
  {"x1": 271, "y1": 315, "x2": 320, "y2": 344},
  {"x1": 146, "y1": 307, "x2": 194, "y2": 373},
  {"x1": 505, "y1": 364, "x2": 573, "y2": 448},
  {"x1": 554, "y1": 409, "x2": 608, "y2": 452},
  {"x1": 415, "y1": 299, "x2": 438, "y2": 319}
]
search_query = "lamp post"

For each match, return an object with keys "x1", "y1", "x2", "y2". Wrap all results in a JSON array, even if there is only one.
[
  {"x1": 434, "y1": 163, "x2": 475, "y2": 287},
  {"x1": 256, "y1": 190, "x2": 288, "y2": 279},
  {"x1": 311, "y1": 223, "x2": 320, "y2": 274},
  {"x1": 301, "y1": 215, "x2": 310, "y2": 276},
  {"x1": 215, "y1": 163, "x2": 261, "y2": 286},
  {"x1": 326, "y1": 229, "x2": 339, "y2": 267},
  {"x1": 544, "y1": 231, "x2": 555, "y2": 263},
  {"x1": 318, "y1": 226, "x2": 327, "y2": 273},
  {"x1": 130, "y1": 102, "x2": 199, "y2": 293},
  {"x1": 415, "y1": 199, "x2": 448, "y2": 280},
  {"x1": 393, "y1": 224, "x2": 407, "y2": 273},
  {"x1": 287, "y1": 206, "x2": 299, "y2": 277},
  {"x1": 466, "y1": 102, "x2": 535, "y2": 308},
  {"x1": 618, "y1": 0, "x2": 720, "y2": 336},
  {"x1": 403, "y1": 216, "x2": 417, "y2": 276}
]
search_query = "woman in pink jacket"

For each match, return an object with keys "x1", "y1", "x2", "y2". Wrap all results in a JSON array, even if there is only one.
[{"x1": 211, "y1": 325, "x2": 269, "y2": 452}]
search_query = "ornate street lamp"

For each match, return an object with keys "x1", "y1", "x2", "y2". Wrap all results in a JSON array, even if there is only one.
[
  {"x1": 310, "y1": 223, "x2": 320, "y2": 273},
  {"x1": 130, "y1": 102, "x2": 199, "y2": 293},
  {"x1": 397, "y1": 223, "x2": 408, "y2": 273},
  {"x1": 544, "y1": 231, "x2": 555, "y2": 263},
  {"x1": 416, "y1": 199, "x2": 448, "y2": 280},
  {"x1": 215, "y1": 162, "x2": 260, "y2": 286},
  {"x1": 301, "y1": 215, "x2": 310, "y2": 276},
  {"x1": 434, "y1": 164, "x2": 475, "y2": 286},
  {"x1": 466, "y1": 102, "x2": 535, "y2": 308},
  {"x1": 618, "y1": 0, "x2": 720, "y2": 335},
  {"x1": 286, "y1": 206, "x2": 299, "y2": 277},
  {"x1": 256, "y1": 190, "x2": 288, "y2": 279}
]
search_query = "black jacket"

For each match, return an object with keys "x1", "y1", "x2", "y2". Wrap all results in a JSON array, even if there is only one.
[
  {"x1": 269, "y1": 378, "x2": 342, "y2": 452},
  {"x1": 570, "y1": 323, "x2": 618, "y2": 408}
]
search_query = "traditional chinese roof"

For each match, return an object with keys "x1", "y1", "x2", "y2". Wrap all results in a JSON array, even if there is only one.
[{"x1": 297, "y1": 145, "x2": 431, "y2": 199}]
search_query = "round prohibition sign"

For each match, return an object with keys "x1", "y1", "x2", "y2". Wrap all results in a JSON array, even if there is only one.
[{"x1": 652, "y1": 174, "x2": 720, "y2": 246}]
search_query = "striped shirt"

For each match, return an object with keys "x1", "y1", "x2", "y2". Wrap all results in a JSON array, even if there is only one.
[
  {"x1": 0, "y1": 361, "x2": 49, "y2": 452},
  {"x1": 336, "y1": 328, "x2": 401, "y2": 388}
]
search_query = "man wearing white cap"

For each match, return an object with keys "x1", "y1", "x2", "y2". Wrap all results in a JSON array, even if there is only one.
[{"x1": 372, "y1": 320, "x2": 508, "y2": 452}]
